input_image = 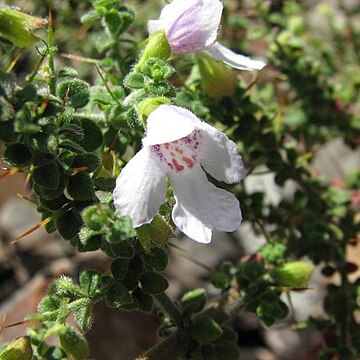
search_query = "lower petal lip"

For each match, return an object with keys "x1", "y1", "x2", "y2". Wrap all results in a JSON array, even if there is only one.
[{"x1": 205, "y1": 42, "x2": 266, "y2": 71}]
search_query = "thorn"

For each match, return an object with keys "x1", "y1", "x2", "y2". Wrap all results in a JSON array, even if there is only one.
[
  {"x1": 11, "y1": 217, "x2": 52, "y2": 244},
  {"x1": 6, "y1": 49, "x2": 24, "y2": 73},
  {"x1": 59, "y1": 52, "x2": 101, "y2": 64},
  {"x1": 24, "y1": 171, "x2": 31, "y2": 191},
  {"x1": 17, "y1": 193, "x2": 36, "y2": 204},
  {"x1": 3, "y1": 318, "x2": 35, "y2": 329}
]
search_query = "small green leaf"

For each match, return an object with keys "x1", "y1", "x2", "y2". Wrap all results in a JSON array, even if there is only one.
[
  {"x1": 241, "y1": 261, "x2": 265, "y2": 280},
  {"x1": 105, "y1": 239, "x2": 135, "y2": 259},
  {"x1": 103, "y1": 7, "x2": 134, "y2": 38},
  {"x1": 124, "y1": 73, "x2": 145, "y2": 89},
  {"x1": 190, "y1": 316, "x2": 223, "y2": 343},
  {"x1": 216, "y1": 341, "x2": 240, "y2": 360},
  {"x1": 38, "y1": 295, "x2": 61, "y2": 314},
  {"x1": 80, "y1": 10, "x2": 101, "y2": 23},
  {"x1": 42, "y1": 346, "x2": 66, "y2": 359},
  {"x1": 78, "y1": 118, "x2": 103, "y2": 151},
  {"x1": 75, "y1": 305, "x2": 93, "y2": 333},
  {"x1": 78, "y1": 227, "x2": 102, "y2": 252},
  {"x1": 4, "y1": 143, "x2": 32, "y2": 167},
  {"x1": 111, "y1": 258, "x2": 130, "y2": 281},
  {"x1": 140, "y1": 271, "x2": 169, "y2": 295},
  {"x1": 71, "y1": 153, "x2": 101, "y2": 173},
  {"x1": 106, "y1": 282, "x2": 133, "y2": 308},
  {"x1": 0, "y1": 122, "x2": 16, "y2": 143},
  {"x1": 39, "y1": 194, "x2": 68, "y2": 211},
  {"x1": 211, "y1": 272, "x2": 231, "y2": 290},
  {"x1": 142, "y1": 247, "x2": 168, "y2": 272},
  {"x1": 58, "y1": 66, "x2": 78, "y2": 78},
  {"x1": 132, "y1": 288, "x2": 153, "y2": 312},
  {"x1": 79, "y1": 270, "x2": 102, "y2": 298},
  {"x1": 67, "y1": 173, "x2": 95, "y2": 201},
  {"x1": 56, "y1": 209, "x2": 82, "y2": 241},
  {"x1": 58, "y1": 79, "x2": 90, "y2": 108},
  {"x1": 15, "y1": 84, "x2": 37, "y2": 101},
  {"x1": 94, "y1": 177, "x2": 116, "y2": 191},
  {"x1": 32, "y1": 161, "x2": 60, "y2": 190}
]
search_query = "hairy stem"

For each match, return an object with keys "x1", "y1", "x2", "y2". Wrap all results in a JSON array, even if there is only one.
[
  {"x1": 47, "y1": 10, "x2": 56, "y2": 95},
  {"x1": 155, "y1": 292, "x2": 183, "y2": 327},
  {"x1": 136, "y1": 330, "x2": 189, "y2": 360}
]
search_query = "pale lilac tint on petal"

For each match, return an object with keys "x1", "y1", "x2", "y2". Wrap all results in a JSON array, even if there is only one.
[
  {"x1": 197, "y1": 122, "x2": 246, "y2": 183},
  {"x1": 205, "y1": 42, "x2": 266, "y2": 70},
  {"x1": 113, "y1": 148, "x2": 167, "y2": 227},
  {"x1": 169, "y1": 165, "x2": 242, "y2": 243},
  {"x1": 143, "y1": 104, "x2": 196, "y2": 146},
  {"x1": 148, "y1": 0, "x2": 200, "y2": 40},
  {"x1": 149, "y1": 0, "x2": 223, "y2": 54}
]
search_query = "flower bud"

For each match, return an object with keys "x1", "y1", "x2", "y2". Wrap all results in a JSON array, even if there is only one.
[
  {"x1": 136, "y1": 214, "x2": 172, "y2": 248},
  {"x1": 136, "y1": 30, "x2": 171, "y2": 70},
  {"x1": 0, "y1": 7, "x2": 47, "y2": 48},
  {"x1": 197, "y1": 55, "x2": 238, "y2": 98},
  {"x1": 0, "y1": 336, "x2": 32, "y2": 360},
  {"x1": 271, "y1": 261, "x2": 315, "y2": 288},
  {"x1": 137, "y1": 97, "x2": 171, "y2": 124},
  {"x1": 59, "y1": 326, "x2": 89, "y2": 360}
]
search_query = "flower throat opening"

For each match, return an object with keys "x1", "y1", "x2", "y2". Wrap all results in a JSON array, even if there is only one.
[{"x1": 150, "y1": 130, "x2": 201, "y2": 172}]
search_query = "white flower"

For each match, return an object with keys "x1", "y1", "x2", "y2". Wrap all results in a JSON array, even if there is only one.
[
  {"x1": 113, "y1": 104, "x2": 245, "y2": 244},
  {"x1": 148, "y1": 0, "x2": 266, "y2": 71}
]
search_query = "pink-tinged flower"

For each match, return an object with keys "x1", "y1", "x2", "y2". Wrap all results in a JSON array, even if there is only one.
[
  {"x1": 113, "y1": 105, "x2": 244, "y2": 244},
  {"x1": 148, "y1": 0, "x2": 265, "y2": 71}
]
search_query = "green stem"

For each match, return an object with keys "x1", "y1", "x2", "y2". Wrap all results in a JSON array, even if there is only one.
[{"x1": 155, "y1": 293, "x2": 183, "y2": 327}]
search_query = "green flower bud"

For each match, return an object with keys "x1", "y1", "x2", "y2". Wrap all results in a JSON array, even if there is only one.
[
  {"x1": 137, "y1": 97, "x2": 171, "y2": 124},
  {"x1": 136, "y1": 215, "x2": 172, "y2": 248},
  {"x1": 136, "y1": 30, "x2": 171, "y2": 70},
  {"x1": 59, "y1": 326, "x2": 89, "y2": 360},
  {"x1": 0, "y1": 7, "x2": 46, "y2": 48},
  {"x1": 0, "y1": 336, "x2": 32, "y2": 360},
  {"x1": 271, "y1": 261, "x2": 315, "y2": 288},
  {"x1": 197, "y1": 55, "x2": 238, "y2": 99}
]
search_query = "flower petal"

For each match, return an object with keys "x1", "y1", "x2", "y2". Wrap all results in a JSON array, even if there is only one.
[
  {"x1": 113, "y1": 148, "x2": 167, "y2": 227},
  {"x1": 198, "y1": 123, "x2": 246, "y2": 183},
  {"x1": 143, "y1": 104, "x2": 196, "y2": 146},
  {"x1": 169, "y1": 165, "x2": 242, "y2": 243},
  {"x1": 205, "y1": 42, "x2": 266, "y2": 70},
  {"x1": 149, "y1": 0, "x2": 223, "y2": 54}
]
